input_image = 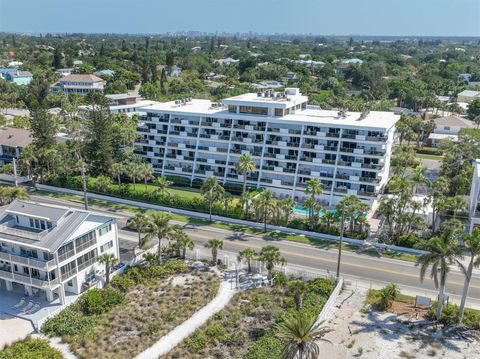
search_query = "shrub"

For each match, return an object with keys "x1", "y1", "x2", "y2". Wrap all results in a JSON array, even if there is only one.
[
  {"x1": 184, "y1": 332, "x2": 209, "y2": 352},
  {"x1": 0, "y1": 338, "x2": 63, "y2": 359},
  {"x1": 111, "y1": 273, "x2": 136, "y2": 292},
  {"x1": 244, "y1": 333, "x2": 283, "y2": 359},
  {"x1": 378, "y1": 283, "x2": 399, "y2": 310},
  {"x1": 79, "y1": 288, "x2": 124, "y2": 315},
  {"x1": 41, "y1": 307, "x2": 97, "y2": 336},
  {"x1": 308, "y1": 277, "x2": 335, "y2": 297},
  {"x1": 415, "y1": 147, "x2": 443, "y2": 156}
]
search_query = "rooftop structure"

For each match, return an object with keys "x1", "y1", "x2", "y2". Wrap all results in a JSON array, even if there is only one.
[
  {"x1": 458, "y1": 90, "x2": 480, "y2": 103},
  {"x1": 135, "y1": 89, "x2": 400, "y2": 206}
]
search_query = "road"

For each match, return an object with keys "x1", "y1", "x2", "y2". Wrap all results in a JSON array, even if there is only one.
[{"x1": 31, "y1": 193, "x2": 480, "y2": 308}]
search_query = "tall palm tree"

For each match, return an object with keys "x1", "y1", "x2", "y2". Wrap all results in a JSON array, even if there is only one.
[
  {"x1": 235, "y1": 153, "x2": 256, "y2": 197},
  {"x1": 146, "y1": 212, "x2": 178, "y2": 262},
  {"x1": 176, "y1": 232, "x2": 195, "y2": 259},
  {"x1": 275, "y1": 312, "x2": 331, "y2": 359},
  {"x1": 241, "y1": 191, "x2": 255, "y2": 219},
  {"x1": 322, "y1": 211, "x2": 335, "y2": 232},
  {"x1": 458, "y1": 228, "x2": 480, "y2": 320},
  {"x1": 288, "y1": 279, "x2": 309, "y2": 311},
  {"x1": 204, "y1": 239, "x2": 223, "y2": 265},
  {"x1": 127, "y1": 212, "x2": 150, "y2": 249},
  {"x1": 153, "y1": 176, "x2": 173, "y2": 198},
  {"x1": 98, "y1": 253, "x2": 117, "y2": 287},
  {"x1": 0, "y1": 186, "x2": 29, "y2": 206},
  {"x1": 237, "y1": 247, "x2": 257, "y2": 273},
  {"x1": 416, "y1": 221, "x2": 464, "y2": 319},
  {"x1": 305, "y1": 178, "x2": 323, "y2": 229},
  {"x1": 110, "y1": 163, "x2": 125, "y2": 185},
  {"x1": 258, "y1": 245, "x2": 286, "y2": 280},
  {"x1": 200, "y1": 176, "x2": 225, "y2": 222},
  {"x1": 138, "y1": 163, "x2": 154, "y2": 193},
  {"x1": 257, "y1": 189, "x2": 276, "y2": 232},
  {"x1": 18, "y1": 144, "x2": 37, "y2": 182},
  {"x1": 410, "y1": 165, "x2": 430, "y2": 195}
]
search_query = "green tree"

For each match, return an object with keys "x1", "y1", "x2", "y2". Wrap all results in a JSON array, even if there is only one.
[
  {"x1": 110, "y1": 163, "x2": 125, "y2": 185},
  {"x1": 258, "y1": 245, "x2": 286, "y2": 280},
  {"x1": 275, "y1": 312, "x2": 331, "y2": 359},
  {"x1": 304, "y1": 178, "x2": 323, "y2": 229},
  {"x1": 98, "y1": 253, "x2": 117, "y2": 287},
  {"x1": 458, "y1": 228, "x2": 480, "y2": 320},
  {"x1": 153, "y1": 176, "x2": 173, "y2": 198},
  {"x1": 204, "y1": 239, "x2": 223, "y2": 265},
  {"x1": 237, "y1": 247, "x2": 257, "y2": 273},
  {"x1": 127, "y1": 212, "x2": 150, "y2": 249},
  {"x1": 146, "y1": 212, "x2": 178, "y2": 262},
  {"x1": 200, "y1": 176, "x2": 225, "y2": 222},
  {"x1": 235, "y1": 153, "x2": 257, "y2": 197},
  {"x1": 416, "y1": 221, "x2": 464, "y2": 319},
  {"x1": 176, "y1": 232, "x2": 195, "y2": 259},
  {"x1": 257, "y1": 189, "x2": 276, "y2": 232},
  {"x1": 288, "y1": 279, "x2": 309, "y2": 311},
  {"x1": 466, "y1": 99, "x2": 480, "y2": 120},
  {"x1": 137, "y1": 162, "x2": 154, "y2": 193}
]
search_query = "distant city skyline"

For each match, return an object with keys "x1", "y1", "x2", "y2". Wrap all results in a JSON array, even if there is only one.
[{"x1": 0, "y1": 0, "x2": 479, "y2": 37}]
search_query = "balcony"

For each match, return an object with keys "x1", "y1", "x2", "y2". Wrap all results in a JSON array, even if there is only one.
[
  {"x1": 326, "y1": 133, "x2": 340, "y2": 138},
  {"x1": 366, "y1": 136, "x2": 387, "y2": 142},
  {"x1": 77, "y1": 257, "x2": 97, "y2": 272},
  {"x1": 58, "y1": 249, "x2": 75, "y2": 263},
  {"x1": 0, "y1": 250, "x2": 56, "y2": 270},
  {"x1": 0, "y1": 267, "x2": 60, "y2": 288},
  {"x1": 0, "y1": 222, "x2": 48, "y2": 241},
  {"x1": 358, "y1": 191, "x2": 377, "y2": 197},
  {"x1": 75, "y1": 239, "x2": 96, "y2": 254}
]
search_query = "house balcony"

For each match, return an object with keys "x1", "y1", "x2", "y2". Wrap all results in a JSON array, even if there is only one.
[
  {"x1": 0, "y1": 249, "x2": 56, "y2": 270},
  {"x1": 0, "y1": 267, "x2": 60, "y2": 289}
]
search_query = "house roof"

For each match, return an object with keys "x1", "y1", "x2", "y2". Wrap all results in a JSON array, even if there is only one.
[
  {"x1": 0, "y1": 128, "x2": 33, "y2": 148},
  {"x1": 8, "y1": 71, "x2": 33, "y2": 78},
  {"x1": 432, "y1": 115, "x2": 475, "y2": 128},
  {"x1": 0, "y1": 68, "x2": 18, "y2": 74},
  {"x1": 458, "y1": 90, "x2": 480, "y2": 97},
  {"x1": 59, "y1": 74, "x2": 104, "y2": 83}
]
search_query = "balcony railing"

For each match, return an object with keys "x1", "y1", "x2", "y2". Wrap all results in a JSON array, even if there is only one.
[
  {"x1": 77, "y1": 257, "x2": 97, "y2": 272},
  {"x1": 0, "y1": 268, "x2": 60, "y2": 288},
  {"x1": 75, "y1": 239, "x2": 96, "y2": 254},
  {"x1": 0, "y1": 250, "x2": 56, "y2": 270},
  {"x1": 58, "y1": 249, "x2": 75, "y2": 263}
]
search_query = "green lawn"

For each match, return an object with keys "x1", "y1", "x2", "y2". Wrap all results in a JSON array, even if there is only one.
[
  {"x1": 416, "y1": 154, "x2": 443, "y2": 160},
  {"x1": 35, "y1": 190, "x2": 418, "y2": 262}
]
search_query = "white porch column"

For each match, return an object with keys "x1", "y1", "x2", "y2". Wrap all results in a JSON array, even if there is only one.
[
  {"x1": 45, "y1": 289, "x2": 54, "y2": 302},
  {"x1": 59, "y1": 285, "x2": 66, "y2": 305},
  {"x1": 5, "y1": 280, "x2": 13, "y2": 291}
]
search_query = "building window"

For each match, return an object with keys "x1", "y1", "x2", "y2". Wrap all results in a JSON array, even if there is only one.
[
  {"x1": 98, "y1": 224, "x2": 112, "y2": 236},
  {"x1": 29, "y1": 218, "x2": 34, "y2": 227},
  {"x1": 239, "y1": 106, "x2": 268, "y2": 116},
  {"x1": 444, "y1": 126, "x2": 450, "y2": 130},
  {"x1": 228, "y1": 105, "x2": 236, "y2": 113},
  {"x1": 100, "y1": 241, "x2": 113, "y2": 253},
  {"x1": 274, "y1": 108, "x2": 284, "y2": 117}
]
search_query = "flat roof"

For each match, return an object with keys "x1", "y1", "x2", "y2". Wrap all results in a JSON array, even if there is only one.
[
  {"x1": 140, "y1": 99, "x2": 399, "y2": 130},
  {"x1": 223, "y1": 92, "x2": 308, "y2": 107}
]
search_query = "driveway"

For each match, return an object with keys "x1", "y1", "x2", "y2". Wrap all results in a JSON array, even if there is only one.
[{"x1": 0, "y1": 313, "x2": 34, "y2": 349}]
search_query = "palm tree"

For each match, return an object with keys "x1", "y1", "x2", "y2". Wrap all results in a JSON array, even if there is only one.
[
  {"x1": 146, "y1": 212, "x2": 178, "y2": 262},
  {"x1": 241, "y1": 191, "x2": 255, "y2": 219},
  {"x1": 416, "y1": 221, "x2": 464, "y2": 319},
  {"x1": 138, "y1": 163, "x2": 154, "y2": 193},
  {"x1": 410, "y1": 165, "x2": 430, "y2": 195},
  {"x1": 257, "y1": 189, "x2": 276, "y2": 232},
  {"x1": 0, "y1": 186, "x2": 29, "y2": 206},
  {"x1": 127, "y1": 161, "x2": 142, "y2": 190},
  {"x1": 305, "y1": 178, "x2": 323, "y2": 229},
  {"x1": 204, "y1": 239, "x2": 223, "y2": 265},
  {"x1": 153, "y1": 176, "x2": 173, "y2": 198},
  {"x1": 110, "y1": 163, "x2": 125, "y2": 185},
  {"x1": 222, "y1": 192, "x2": 233, "y2": 213},
  {"x1": 127, "y1": 212, "x2": 150, "y2": 249},
  {"x1": 176, "y1": 232, "x2": 195, "y2": 259},
  {"x1": 322, "y1": 211, "x2": 335, "y2": 232},
  {"x1": 235, "y1": 153, "x2": 256, "y2": 197},
  {"x1": 98, "y1": 253, "x2": 117, "y2": 287},
  {"x1": 458, "y1": 228, "x2": 480, "y2": 320},
  {"x1": 258, "y1": 245, "x2": 286, "y2": 280},
  {"x1": 288, "y1": 279, "x2": 309, "y2": 311},
  {"x1": 18, "y1": 144, "x2": 36, "y2": 182},
  {"x1": 275, "y1": 312, "x2": 331, "y2": 359},
  {"x1": 237, "y1": 247, "x2": 257, "y2": 273},
  {"x1": 200, "y1": 176, "x2": 225, "y2": 222}
]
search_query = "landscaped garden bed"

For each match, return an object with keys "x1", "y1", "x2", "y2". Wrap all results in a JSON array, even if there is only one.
[
  {"x1": 0, "y1": 337, "x2": 62, "y2": 359},
  {"x1": 166, "y1": 275, "x2": 335, "y2": 359},
  {"x1": 42, "y1": 259, "x2": 221, "y2": 359}
]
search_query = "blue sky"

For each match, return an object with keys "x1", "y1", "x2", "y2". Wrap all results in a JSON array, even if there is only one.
[{"x1": 0, "y1": 0, "x2": 479, "y2": 36}]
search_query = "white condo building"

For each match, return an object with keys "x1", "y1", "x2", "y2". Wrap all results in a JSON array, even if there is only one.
[
  {"x1": 135, "y1": 89, "x2": 400, "y2": 206},
  {"x1": 468, "y1": 159, "x2": 480, "y2": 233},
  {"x1": 0, "y1": 200, "x2": 119, "y2": 304}
]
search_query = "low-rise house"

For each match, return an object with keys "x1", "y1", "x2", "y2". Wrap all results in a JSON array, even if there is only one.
[
  {"x1": 0, "y1": 128, "x2": 32, "y2": 166},
  {"x1": 0, "y1": 200, "x2": 119, "y2": 303},
  {"x1": 214, "y1": 58, "x2": 239, "y2": 66},
  {"x1": 457, "y1": 90, "x2": 480, "y2": 103},
  {"x1": 105, "y1": 93, "x2": 159, "y2": 116},
  {"x1": 95, "y1": 69, "x2": 115, "y2": 77},
  {"x1": 167, "y1": 66, "x2": 182, "y2": 77},
  {"x1": 50, "y1": 74, "x2": 106, "y2": 96},
  {"x1": 428, "y1": 115, "x2": 475, "y2": 146},
  {"x1": 468, "y1": 159, "x2": 480, "y2": 233},
  {"x1": 0, "y1": 68, "x2": 18, "y2": 80},
  {"x1": 4, "y1": 70, "x2": 33, "y2": 86}
]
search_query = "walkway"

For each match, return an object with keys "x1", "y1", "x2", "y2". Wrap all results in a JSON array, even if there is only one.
[
  {"x1": 31, "y1": 334, "x2": 79, "y2": 359},
  {"x1": 135, "y1": 279, "x2": 235, "y2": 359}
]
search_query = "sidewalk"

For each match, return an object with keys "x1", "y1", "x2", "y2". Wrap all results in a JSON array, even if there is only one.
[{"x1": 135, "y1": 278, "x2": 235, "y2": 359}]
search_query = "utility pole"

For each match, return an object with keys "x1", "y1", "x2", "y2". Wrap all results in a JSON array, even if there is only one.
[
  {"x1": 12, "y1": 158, "x2": 18, "y2": 187},
  {"x1": 81, "y1": 161, "x2": 88, "y2": 210},
  {"x1": 336, "y1": 201, "x2": 346, "y2": 283}
]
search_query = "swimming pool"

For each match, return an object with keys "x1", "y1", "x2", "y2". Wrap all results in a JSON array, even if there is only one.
[{"x1": 293, "y1": 204, "x2": 336, "y2": 217}]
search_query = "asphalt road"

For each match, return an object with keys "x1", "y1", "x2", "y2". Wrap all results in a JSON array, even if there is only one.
[{"x1": 31, "y1": 193, "x2": 480, "y2": 308}]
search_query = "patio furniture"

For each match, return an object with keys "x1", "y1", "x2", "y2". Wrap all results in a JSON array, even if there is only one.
[
  {"x1": 21, "y1": 300, "x2": 34, "y2": 313},
  {"x1": 25, "y1": 303, "x2": 40, "y2": 315},
  {"x1": 12, "y1": 297, "x2": 26, "y2": 309}
]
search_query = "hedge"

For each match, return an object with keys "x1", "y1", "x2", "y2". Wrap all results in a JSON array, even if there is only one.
[
  {"x1": 415, "y1": 147, "x2": 443, "y2": 156},
  {"x1": 0, "y1": 338, "x2": 62, "y2": 359}
]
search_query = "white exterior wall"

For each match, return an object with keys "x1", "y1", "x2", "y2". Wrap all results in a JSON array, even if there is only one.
[{"x1": 469, "y1": 160, "x2": 480, "y2": 233}]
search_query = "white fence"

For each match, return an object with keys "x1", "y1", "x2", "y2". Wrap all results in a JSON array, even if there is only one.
[
  {"x1": 36, "y1": 184, "x2": 428, "y2": 256},
  {"x1": 315, "y1": 277, "x2": 343, "y2": 325}
]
